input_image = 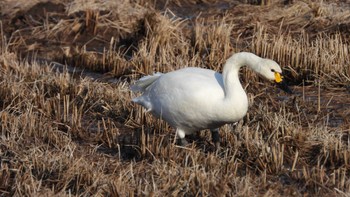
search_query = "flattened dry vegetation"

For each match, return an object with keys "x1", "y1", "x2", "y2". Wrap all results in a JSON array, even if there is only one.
[{"x1": 1, "y1": 0, "x2": 350, "y2": 196}]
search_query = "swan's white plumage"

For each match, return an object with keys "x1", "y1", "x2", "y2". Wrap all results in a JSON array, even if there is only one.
[{"x1": 131, "y1": 52, "x2": 285, "y2": 141}]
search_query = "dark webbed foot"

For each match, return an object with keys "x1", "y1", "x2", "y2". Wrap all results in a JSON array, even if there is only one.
[
  {"x1": 210, "y1": 128, "x2": 220, "y2": 149},
  {"x1": 176, "y1": 129, "x2": 189, "y2": 146},
  {"x1": 176, "y1": 138, "x2": 189, "y2": 146}
]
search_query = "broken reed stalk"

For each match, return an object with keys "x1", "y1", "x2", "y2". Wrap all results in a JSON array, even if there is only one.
[
  {"x1": 318, "y1": 79, "x2": 321, "y2": 112},
  {"x1": 292, "y1": 149, "x2": 298, "y2": 172}
]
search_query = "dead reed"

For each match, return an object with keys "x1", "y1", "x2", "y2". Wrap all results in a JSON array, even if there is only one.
[{"x1": 1, "y1": 0, "x2": 350, "y2": 196}]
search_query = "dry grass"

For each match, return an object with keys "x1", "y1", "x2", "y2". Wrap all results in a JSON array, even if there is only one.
[{"x1": 1, "y1": 0, "x2": 350, "y2": 196}]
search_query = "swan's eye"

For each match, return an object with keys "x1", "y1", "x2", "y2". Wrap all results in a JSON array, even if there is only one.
[{"x1": 271, "y1": 69, "x2": 275, "y2": 72}]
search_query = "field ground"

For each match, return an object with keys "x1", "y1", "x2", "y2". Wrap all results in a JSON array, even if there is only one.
[{"x1": 1, "y1": 0, "x2": 350, "y2": 196}]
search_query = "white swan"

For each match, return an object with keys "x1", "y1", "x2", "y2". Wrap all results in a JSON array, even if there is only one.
[{"x1": 131, "y1": 52, "x2": 291, "y2": 146}]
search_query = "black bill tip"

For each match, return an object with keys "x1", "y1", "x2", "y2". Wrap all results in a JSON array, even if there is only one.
[{"x1": 277, "y1": 80, "x2": 293, "y2": 94}]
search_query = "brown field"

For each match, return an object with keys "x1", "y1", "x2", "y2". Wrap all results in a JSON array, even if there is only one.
[{"x1": 1, "y1": 0, "x2": 350, "y2": 196}]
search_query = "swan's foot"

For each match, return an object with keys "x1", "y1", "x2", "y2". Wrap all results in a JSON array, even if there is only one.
[
  {"x1": 176, "y1": 138, "x2": 189, "y2": 146},
  {"x1": 211, "y1": 128, "x2": 220, "y2": 149},
  {"x1": 176, "y1": 128, "x2": 189, "y2": 146}
]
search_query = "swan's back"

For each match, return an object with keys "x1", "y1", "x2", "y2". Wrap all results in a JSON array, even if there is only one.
[{"x1": 159, "y1": 67, "x2": 225, "y2": 95}]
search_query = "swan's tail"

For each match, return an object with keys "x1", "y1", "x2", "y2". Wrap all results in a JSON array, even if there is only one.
[
  {"x1": 131, "y1": 72, "x2": 163, "y2": 112},
  {"x1": 130, "y1": 72, "x2": 163, "y2": 93}
]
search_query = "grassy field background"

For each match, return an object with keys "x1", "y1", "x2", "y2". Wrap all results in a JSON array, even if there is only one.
[{"x1": 1, "y1": 0, "x2": 350, "y2": 196}]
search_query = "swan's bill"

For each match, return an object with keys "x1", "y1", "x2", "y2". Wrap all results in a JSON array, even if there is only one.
[{"x1": 274, "y1": 72, "x2": 283, "y2": 83}]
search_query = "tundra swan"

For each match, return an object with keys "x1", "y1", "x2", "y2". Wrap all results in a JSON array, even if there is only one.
[{"x1": 131, "y1": 52, "x2": 291, "y2": 146}]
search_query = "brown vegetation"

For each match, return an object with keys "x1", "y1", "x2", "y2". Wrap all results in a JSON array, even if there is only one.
[{"x1": 1, "y1": 0, "x2": 350, "y2": 196}]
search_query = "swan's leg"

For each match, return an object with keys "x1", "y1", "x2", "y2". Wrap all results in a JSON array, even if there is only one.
[
  {"x1": 176, "y1": 128, "x2": 188, "y2": 146},
  {"x1": 210, "y1": 128, "x2": 220, "y2": 148}
]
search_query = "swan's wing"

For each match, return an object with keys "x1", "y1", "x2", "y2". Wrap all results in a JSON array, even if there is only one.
[
  {"x1": 132, "y1": 67, "x2": 225, "y2": 116},
  {"x1": 145, "y1": 68, "x2": 228, "y2": 130},
  {"x1": 148, "y1": 67, "x2": 225, "y2": 114}
]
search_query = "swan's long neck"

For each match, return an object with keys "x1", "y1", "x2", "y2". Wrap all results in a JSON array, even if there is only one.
[{"x1": 222, "y1": 52, "x2": 262, "y2": 99}]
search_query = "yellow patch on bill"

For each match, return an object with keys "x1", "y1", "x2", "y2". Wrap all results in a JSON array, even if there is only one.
[{"x1": 274, "y1": 72, "x2": 283, "y2": 83}]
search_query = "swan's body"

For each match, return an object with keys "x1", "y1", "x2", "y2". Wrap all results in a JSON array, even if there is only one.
[{"x1": 131, "y1": 52, "x2": 289, "y2": 145}]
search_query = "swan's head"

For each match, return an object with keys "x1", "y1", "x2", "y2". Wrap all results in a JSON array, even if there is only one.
[
  {"x1": 257, "y1": 59, "x2": 282, "y2": 81},
  {"x1": 258, "y1": 59, "x2": 292, "y2": 94}
]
